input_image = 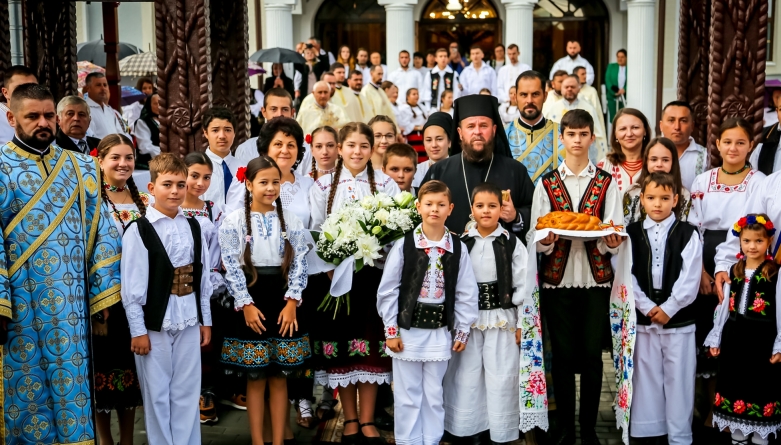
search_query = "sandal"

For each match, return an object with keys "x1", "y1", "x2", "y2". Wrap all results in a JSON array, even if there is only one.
[
  {"x1": 295, "y1": 399, "x2": 317, "y2": 429},
  {"x1": 360, "y1": 422, "x2": 387, "y2": 445},
  {"x1": 341, "y1": 419, "x2": 362, "y2": 445}
]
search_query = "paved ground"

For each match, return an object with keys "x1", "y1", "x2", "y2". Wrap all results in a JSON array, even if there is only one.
[{"x1": 107, "y1": 353, "x2": 637, "y2": 445}]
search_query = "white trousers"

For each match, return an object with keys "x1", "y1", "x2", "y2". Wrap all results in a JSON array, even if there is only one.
[
  {"x1": 135, "y1": 325, "x2": 202, "y2": 445},
  {"x1": 392, "y1": 358, "x2": 449, "y2": 445},
  {"x1": 630, "y1": 328, "x2": 695, "y2": 445},
  {"x1": 443, "y1": 328, "x2": 520, "y2": 442}
]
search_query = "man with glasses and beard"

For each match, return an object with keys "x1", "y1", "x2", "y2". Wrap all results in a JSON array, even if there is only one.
[
  {"x1": 0, "y1": 83, "x2": 122, "y2": 445},
  {"x1": 421, "y1": 94, "x2": 534, "y2": 240},
  {"x1": 506, "y1": 70, "x2": 566, "y2": 184}
]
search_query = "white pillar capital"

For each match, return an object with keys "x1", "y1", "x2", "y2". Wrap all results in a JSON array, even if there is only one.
[
  {"x1": 264, "y1": 0, "x2": 296, "y2": 50},
  {"x1": 379, "y1": 0, "x2": 416, "y2": 72},
  {"x1": 502, "y1": 0, "x2": 537, "y2": 67}
]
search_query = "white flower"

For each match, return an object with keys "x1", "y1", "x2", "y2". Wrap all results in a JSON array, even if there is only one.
[
  {"x1": 355, "y1": 234, "x2": 382, "y2": 267},
  {"x1": 394, "y1": 191, "x2": 414, "y2": 208},
  {"x1": 374, "y1": 209, "x2": 390, "y2": 225},
  {"x1": 376, "y1": 193, "x2": 394, "y2": 209}
]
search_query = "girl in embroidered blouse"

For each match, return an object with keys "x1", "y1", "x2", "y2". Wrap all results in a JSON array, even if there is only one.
[
  {"x1": 219, "y1": 156, "x2": 310, "y2": 445},
  {"x1": 597, "y1": 108, "x2": 651, "y2": 193},
  {"x1": 309, "y1": 126, "x2": 339, "y2": 180},
  {"x1": 705, "y1": 214, "x2": 781, "y2": 445},
  {"x1": 94, "y1": 134, "x2": 147, "y2": 445},
  {"x1": 182, "y1": 151, "x2": 227, "y2": 424},
  {"x1": 308, "y1": 123, "x2": 400, "y2": 445},
  {"x1": 623, "y1": 137, "x2": 693, "y2": 226},
  {"x1": 368, "y1": 115, "x2": 398, "y2": 170}
]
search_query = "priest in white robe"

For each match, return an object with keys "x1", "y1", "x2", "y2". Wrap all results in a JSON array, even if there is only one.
[
  {"x1": 296, "y1": 81, "x2": 349, "y2": 134},
  {"x1": 544, "y1": 75, "x2": 608, "y2": 162}
]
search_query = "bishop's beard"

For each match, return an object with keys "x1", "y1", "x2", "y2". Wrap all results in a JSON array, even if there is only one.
[{"x1": 462, "y1": 136, "x2": 495, "y2": 163}]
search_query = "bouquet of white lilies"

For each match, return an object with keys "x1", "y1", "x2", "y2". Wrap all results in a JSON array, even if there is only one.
[{"x1": 312, "y1": 191, "x2": 419, "y2": 316}]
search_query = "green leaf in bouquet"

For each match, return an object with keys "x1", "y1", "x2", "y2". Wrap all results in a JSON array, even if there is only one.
[
  {"x1": 324, "y1": 232, "x2": 335, "y2": 242},
  {"x1": 355, "y1": 258, "x2": 365, "y2": 272},
  {"x1": 310, "y1": 231, "x2": 321, "y2": 243},
  {"x1": 358, "y1": 219, "x2": 369, "y2": 233}
]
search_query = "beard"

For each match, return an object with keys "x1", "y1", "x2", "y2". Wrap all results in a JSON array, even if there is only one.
[
  {"x1": 462, "y1": 135, "x2": 495, "y2": 163},
  {"x1": 568, "y1": 52, "x2": 579, "y2": 60},
  {"x1": 520, "y1": 104, "x2": 541, "y2": 121},
  {"x1": 17, "y1": 125, "x2": 54, "y2": 151}
]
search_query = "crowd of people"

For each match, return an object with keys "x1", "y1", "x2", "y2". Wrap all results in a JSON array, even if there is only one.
[{"x1": 0, "y1": 34, "x2": 780, "y2": 445}]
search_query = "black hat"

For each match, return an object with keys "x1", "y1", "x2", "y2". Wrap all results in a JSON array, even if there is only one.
[
  {"x1": 450, "y1": 94, "x2": 512, "y2": 158},
  {"x1": 423, "y1": 112, "x2": 453, "y2": 136}
]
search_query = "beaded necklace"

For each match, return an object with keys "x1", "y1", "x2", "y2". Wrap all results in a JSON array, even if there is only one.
[
  {"x1": 104, "y1": 183, "x2": 127, "y2": 192},
  {"x1": 721, "y1": 163, "x2": 750, "y2": 175}
]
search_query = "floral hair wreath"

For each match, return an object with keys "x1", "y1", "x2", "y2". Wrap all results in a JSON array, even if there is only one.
[{"x1": 732, "y1": 214, "x2": 776, "y2": 237}]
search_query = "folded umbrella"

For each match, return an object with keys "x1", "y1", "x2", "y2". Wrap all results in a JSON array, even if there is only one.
[{"x1": 249, "y1": 47, "x2": 306, "y2": 64}]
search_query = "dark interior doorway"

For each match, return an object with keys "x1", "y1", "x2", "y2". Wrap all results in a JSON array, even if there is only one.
[
  {"x1": 315, "y1": 0, "x2": 387, "y2": 60},
  {"x1": 417, "y1": 0, "x2": 501, "y2": 56}
]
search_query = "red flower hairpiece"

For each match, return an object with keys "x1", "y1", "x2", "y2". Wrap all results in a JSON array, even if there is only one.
[
  {"x1": 236, "y1": 166, "x2": 247, "y2": 183},
  {"x1": 305, "y1": 133, "x2": 312, "y2": 144},
  {"x1": 90, "y1": 148, "x2": 98, "y2": 157}
]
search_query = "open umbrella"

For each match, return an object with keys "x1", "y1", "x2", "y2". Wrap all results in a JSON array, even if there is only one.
[
  {"x1": 119, "y1": 52, "x2": 157, "y2": 77},
  {"x1": 249, "y1": 47, "x2": 306, "y2": 64},
  {"x1": 84, "y1": 86, "x2": 146, "y2": 107},
  {"x1": 77, "y1": 39, "x2": 141, "y2": 67},
  {"x1": 77, "y1": 61, "x2": 105, "y2": 88}
]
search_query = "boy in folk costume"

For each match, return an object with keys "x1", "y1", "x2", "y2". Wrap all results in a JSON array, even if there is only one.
[
  {"x1": 443, "y1": 183, "x2": 528, "y2": 444},
  {"x1": 377, "y1": 180, "x2": 479, "y2": 445},
  {"x1": 627, "y1": 172, "x2": 701, "y2": 445},
  {"x1": 121, "y1": 154, "x2": 213, "y2": 445},
  {"x1": 528, "y1": 109, "x2": 624, "y2": 445}
]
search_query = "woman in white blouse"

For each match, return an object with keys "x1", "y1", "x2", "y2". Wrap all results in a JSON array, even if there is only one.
[
  {"x1": 597, "y1": 108, "x2": 651, "y2": 193},
  {"x1": 689, "y1": 117, "x2": 766, "y2": 382}
]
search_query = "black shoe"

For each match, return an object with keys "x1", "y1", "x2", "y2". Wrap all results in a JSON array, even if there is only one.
[
  {"x1": 283, "y1": 439, "x2": 298, "y2": 445},
  {"x1": 360, "y1": 422, "x2": 387, "y2": 445},
  {"x1": 580, "y1": 430, "x2": 601, "y2": 445},
  {"x1": 553, "y1": 429, "x2": 576, "y2": 445},
  {"x1": 341, "y1": 419, "x2": 363, "y2": 445},
  {"x1": 374, "y1": 408, "x2": 394, "y2": 431}
]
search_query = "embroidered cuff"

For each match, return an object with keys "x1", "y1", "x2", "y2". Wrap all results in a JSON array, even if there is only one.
[
  {"x1": 385, "y1": 325, "x2": 399, "y2": 339},
  {"x1": 234, "y1": 297, "x2": 254, "y2": 311},
  {"x1": 703, "y1": 332, "x2": 721, "y2": 349},
  {"x1": 284, "y1": 292, "x2": 302, "y2": 307},
  {"x1": 454, "y1": 329, "x2": 470, "y2": 345}
]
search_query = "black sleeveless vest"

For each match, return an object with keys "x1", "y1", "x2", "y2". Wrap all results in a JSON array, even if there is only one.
[
  {"x1": 627, "y1": 219, "x2": 698, "y2": 328},
  {"x1": 126, "y1": 216, "x2": 203, "y2": 332},
  {"x1": 462, "y1": 231, "x2": 517, "y2": 309},
  {"x1": 430, "y1": 71, "x2": 454, "y2": 108},
  {"x1": 397, "y1": 230, "x2": 461, "y2": 330},
  {"x1": 728, "y1": 261, "x2": 778, "y2": 326}
]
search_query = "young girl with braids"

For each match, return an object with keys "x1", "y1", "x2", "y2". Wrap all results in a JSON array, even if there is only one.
[
  {"x1": 368, "y1": 115, "x2": 398, "y2": 171},
  {"x1": 182, "y1": 151, "x2": 227, "y2": 424},
  {"x1": 705, "y1": 214, "x2": 781, "y2": 445},
  {"x1": 309, "y1": 126, "x2": 339, "y2": 180},
  {"x1": 94, "y1": 133, "x2": 146, "y2": 445},
  {"x1": 219, "y1": 155, "x2": 311, "y2": 445},
  {"x1": 308, "y1": 122, "x2": 401, "y2": 445}
]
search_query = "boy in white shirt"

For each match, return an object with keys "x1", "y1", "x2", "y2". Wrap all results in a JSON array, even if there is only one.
[{"x1": 201, "y1": 108, "x2": 241, "y2": 208}]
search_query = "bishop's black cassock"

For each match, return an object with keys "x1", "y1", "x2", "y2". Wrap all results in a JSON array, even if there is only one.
[{"x1": 421, "y1": 94, "x2": 534, "y2": 240}]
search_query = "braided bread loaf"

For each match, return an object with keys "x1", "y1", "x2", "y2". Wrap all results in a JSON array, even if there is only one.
[{"x1": 535, "y1": 211, "x2": 603, "y2": 231}]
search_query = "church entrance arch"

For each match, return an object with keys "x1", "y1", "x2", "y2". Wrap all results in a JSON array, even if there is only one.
[
  {"x1": 417, "y1": 0, "x2": 502, "y2": 57},
  {"x1": 315, "y1": 0, "x2": 387, "y2": 59}
]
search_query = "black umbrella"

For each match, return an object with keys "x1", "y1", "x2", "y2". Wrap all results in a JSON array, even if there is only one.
[
  {"x1": 249, "y1": 47, "x2": 306, "y2": 64},
  {"x1": 77, "y1": 39, "x2": 142, "y2": 67}
]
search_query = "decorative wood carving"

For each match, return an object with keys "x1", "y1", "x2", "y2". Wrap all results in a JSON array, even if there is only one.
[
  {"x1": 676, "y1": 0, "x2": 710, "y2": 147},
  {"x1": 209, "y1": 0, "x2": 251, "y2": 147},
  {"x1": 22, "y1": 0, "x2": 78, "y2": 102},
  {"x1": 0, "y1": 0, "x2": 11, "y2": 95},
  {"x1": 155, "y1": 0, "x2": 212, "y2": 156},
  {"x1": 707, "y1": 0, "x2": 767, "y2": 165}
]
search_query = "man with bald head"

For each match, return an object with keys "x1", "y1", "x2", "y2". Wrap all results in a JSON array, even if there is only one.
[
  {"x1": 361, "y1": 64, "x2": 397, "y2": 125},
  {"x1": 296, "y1": 80, "x2": 349, "y2": 134},
  {"x1": 544, "y1": 75, "x2": 608, "y2": 162}
]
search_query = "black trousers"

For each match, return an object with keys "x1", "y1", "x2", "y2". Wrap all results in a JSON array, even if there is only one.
[{"x1": 541, "y1": 286, "x2": 610, "y2": 433}]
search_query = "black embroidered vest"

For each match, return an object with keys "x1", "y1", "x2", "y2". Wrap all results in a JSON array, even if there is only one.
[
  {"x1": 397, "y1": 230, "x2": 462, "y2": 330},
  {"x1": 758, "y1": 124, "x2": 779, "y2": 176},
  {"x1": 728, "y1": 262, "x2": 778, "y2": 326},
  {"x1": 462, "y1": 232, "x2": 517, "y2": 309},
  {"x1": 430, "y1": 71, "x2": 454, "y2": 108},
  {"x1": 126, "y1": 216, "x2": 203, "y2": 332},
  {"x1": 539, "y1": 168, "x2": 614, "y2": 285},
  {"x1": 627, "y1": 219, "x2": 698, "y2": 328}
]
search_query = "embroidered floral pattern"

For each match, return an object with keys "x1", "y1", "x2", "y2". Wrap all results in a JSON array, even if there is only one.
[
  {"x1": 321, "y1": 341, "x2": 338, "y2": 359},
  {"x1": 348, "y1": 339, "x2": 370, "y2": 356},
  {"x1": 384, "y1": 326, "x2": 398, "y2": 339},
  {"x1": 749, "y1": 292, "x2": 769, "y2": 315},
  {"x1": 707, "y1": 168, "x2": 755, "y2": 193},
  {"x1": 715, "y1": 393, "x2": 781, "y2": 418},
  {"x1": 221, "y1": 335, "x2": 311, "y2": 368},
  {"x1": 730, "y1": 294, "x2": 736, "y2": 312},
  {"x1": 94, "y1": 370, "x2": 139, "y2": 393},
  {"x1": 454, "y1": 330, "x2": 470, "y2": 345},
  {"x1": 379, "y1": 341, "x2": 389, "y2": 357}
]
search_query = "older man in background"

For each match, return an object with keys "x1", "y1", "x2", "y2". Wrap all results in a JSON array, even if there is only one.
[
  {"x1": 85, "y1": 72, "x2": 129, "y2": 138},
  {"x1": 55, "y1": 95, "x2": 101, "y2": 154},
  {"x1": 297, "y1": 80, "x2": 349, "y2": 134}
]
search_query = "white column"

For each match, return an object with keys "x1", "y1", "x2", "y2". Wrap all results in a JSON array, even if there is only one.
[
  {"x1": 264, "y1": 0, "x2": 296, "y2": 50},
  {"x1": 378, "y1": 0, "x2": 416, "y2": 72},
  {"x1": 502, "y1": 0, "x2": 537, "y2": 68},
  {"x1": 626, "y1": 0, "x2": 656, "y2": 121}
]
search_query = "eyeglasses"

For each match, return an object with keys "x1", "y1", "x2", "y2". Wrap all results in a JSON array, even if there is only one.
[{"x1": 374, "y1": 133, "x2": 395, "y2": 140}]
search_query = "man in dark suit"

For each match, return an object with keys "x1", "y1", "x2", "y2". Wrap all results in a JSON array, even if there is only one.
[{"x1": 55, "y1": 95, "x2": 101, "y2": 154}]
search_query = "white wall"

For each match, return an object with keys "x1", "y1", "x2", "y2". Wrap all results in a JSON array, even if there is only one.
[{"x1": 77, "y1": 2, "x2": 156, "y2": 53}]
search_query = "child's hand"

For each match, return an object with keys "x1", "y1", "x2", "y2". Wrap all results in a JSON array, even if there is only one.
[
  {"x1": 386, "y1": 338, "x2": 403, "y2": 353},
  {"x1": 540, "y1": 232, "x2": 559, "y2": 246},
  {"x1": 243, "y1": 304, "x2": 266, "y2": 334},
  {"x1": 710, "y1": 347, "x2": 720, "y2": 357},
  {"x1": 604, "y1": 233, "x2": 624, "y2": 248},
  {"x1": 515, "y1": 329, "x2": 521, "y2": 346},
  {"x1": 200, "y1": 326, "x2": 211, "y2": 347},
  {"x1": 650, "y1": 307, "x2": 671, "y2": 325},
  {"x1": 278, "y1": 299, "x2": 298, "y2": 337},
  {"x1": 771, "y1": 353, "x2": 781, "y2": 364},
  {"x1": 452, "y1": 341, "x2": 466, "y2": 352},
  {"x1": 131, "y1": 334, "x2": 151, "y2": 356}
]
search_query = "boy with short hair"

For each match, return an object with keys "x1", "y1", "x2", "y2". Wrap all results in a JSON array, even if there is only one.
[
  {"x1": 202, "y1": 107, "x2": 240, "y2": 208},
  {"x1": 377, "y1": 180, "x2": 479, "y2": 445},
  {"x1": 382, "y1": 143, "x2": 418, "y2": 193},
  {"x1": 528, "y1": 109, "x2": 624, "y2": 445},
  {"x1": 443, "y1": 182, "x2": 528, "y2": 444},
  {"x1": 121, "y1": 153, "x2": 213, "y2": 445},
  {"x1": 627, "y1": 172, "x2": 701, "y2": 445}
]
